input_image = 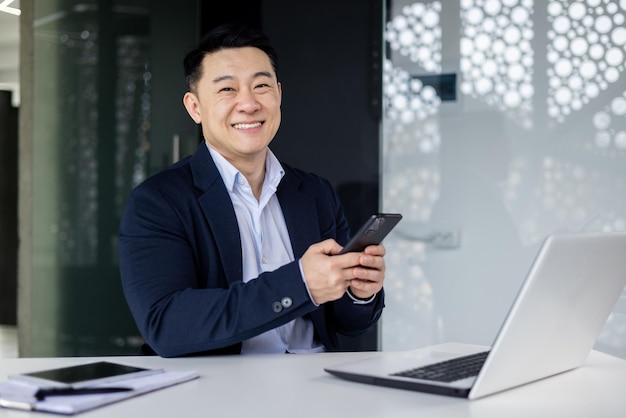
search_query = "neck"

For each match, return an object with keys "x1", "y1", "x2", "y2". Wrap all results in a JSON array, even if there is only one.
[
  {"x1": 231, "y1": 152, "x2": 267, "y2": 201},
  {"x1": 243, "y1": 169, "x2": 265, "y2": 201}
]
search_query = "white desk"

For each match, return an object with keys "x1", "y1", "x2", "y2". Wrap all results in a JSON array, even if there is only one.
[{"x1": 1, "y1": 350, "x2": 625, "y2": 417}]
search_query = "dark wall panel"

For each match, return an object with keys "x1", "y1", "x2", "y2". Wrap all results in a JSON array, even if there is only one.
[
  {"x1": 263, "y1": 1, "x2": 383, "y2": 350},
  {"x1": 190, "y1": 0, "x2": 382, "y2": 351},
  {"x1": 0, "y1": 91, "x2": 18, "y2": 325}
]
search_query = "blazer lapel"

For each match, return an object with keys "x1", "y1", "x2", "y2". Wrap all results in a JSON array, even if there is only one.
[
  {"x1": 190, "y1": 145, "x2": 243, "y2": 284},
  {"x1": 277, "y1": 171, "x2": 321, "y2": 258}
]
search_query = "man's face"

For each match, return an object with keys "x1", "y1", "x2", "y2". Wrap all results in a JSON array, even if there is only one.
[{"x1": 183, "y1": 47, "x2": 282, "y2": 167}]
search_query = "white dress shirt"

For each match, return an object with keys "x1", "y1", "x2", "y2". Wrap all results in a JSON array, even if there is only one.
[{"x1": 207, "y1": 145, "x2": 325, "y2": 354}]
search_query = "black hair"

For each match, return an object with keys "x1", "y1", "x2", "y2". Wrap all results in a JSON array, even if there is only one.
[{"x1": 183, "y1": 24, "x2": 279, "y2": 92}]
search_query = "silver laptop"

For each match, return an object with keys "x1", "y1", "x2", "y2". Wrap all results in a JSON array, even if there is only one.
[{"x1": 325, "y1": 232, "x2": 626, "y2": 399}]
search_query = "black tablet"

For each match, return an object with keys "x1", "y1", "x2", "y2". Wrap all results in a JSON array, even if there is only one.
[{"x1": 10, "y1": 361, "x2": 161, "y2": 388}]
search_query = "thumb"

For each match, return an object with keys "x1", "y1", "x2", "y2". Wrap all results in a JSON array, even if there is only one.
[{"x1": 310, "y1": 238, "x2": 343, "y2": 256}]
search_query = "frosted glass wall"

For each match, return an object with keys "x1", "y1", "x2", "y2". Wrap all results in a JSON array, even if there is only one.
[{"x1": 381, "y1": 0, "x2": 626, "y2": 359}]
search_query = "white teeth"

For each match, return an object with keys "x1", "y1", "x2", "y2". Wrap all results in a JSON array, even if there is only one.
[{"x1": 233, "y1": 122, "x2": 262, "y2": 129}]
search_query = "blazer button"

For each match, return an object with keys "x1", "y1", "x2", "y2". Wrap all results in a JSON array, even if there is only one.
[
  {"x1": 272, "y1": 301, "x2": 283, "y2": 313},
  {"x1": 281, "y1": 297, "x2": 292, "y2": 308}
]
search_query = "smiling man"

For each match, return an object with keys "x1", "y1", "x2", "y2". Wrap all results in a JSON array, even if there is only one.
[{"x1": 119, "y1": 24, "x2": 386, "y2": 357}]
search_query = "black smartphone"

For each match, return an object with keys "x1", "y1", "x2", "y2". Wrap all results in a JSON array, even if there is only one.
[{"x1": 339, "y1": 213, "x2": 402, "y2": 254}]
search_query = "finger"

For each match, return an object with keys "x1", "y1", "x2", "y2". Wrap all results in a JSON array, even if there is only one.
[
  {"x1": 349, "y1": 279, "x2": 383, "y2": 298},
  {"x1": 350, "y1": 278, "x2": 382, "y2": 290},
  {"x1": 364, "y1": 244, "x2": 386, "y2": 257},
  {"x1": 356, "y1": 254, "x2": 385, "y2": 269},
  {"x1": 333, "y1": 251, "x2": 368, "y2": 268},
  {"x1": 351, "y1": 266, "x2": 383, "y2": 282},
  {"x1": 310, "y1": 238, "x2": 344, "y2": 256}
]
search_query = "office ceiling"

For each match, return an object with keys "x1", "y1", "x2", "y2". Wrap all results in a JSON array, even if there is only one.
[{"x1": 0, "y1": 0, "x2": 20, "y2": 106}]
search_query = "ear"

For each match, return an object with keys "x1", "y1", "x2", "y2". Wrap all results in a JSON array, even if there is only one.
[
  {"x1": 183, "y1": 92, "x2": 202, "y2": 124},
  {"x1": 277, "y1": 81, "x2": 282, "y2": 106}
]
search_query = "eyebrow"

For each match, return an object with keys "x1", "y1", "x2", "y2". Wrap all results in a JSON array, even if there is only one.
[{"x1": 212, "y1": 71, "x2": 274, "y2": 84}]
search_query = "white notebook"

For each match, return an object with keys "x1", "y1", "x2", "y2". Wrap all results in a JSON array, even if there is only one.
[{"x1": 0, "y1": 365, "x2": 198, "y2": 415}]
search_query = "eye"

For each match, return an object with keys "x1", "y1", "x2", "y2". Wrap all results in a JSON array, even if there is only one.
[{"x1": 219, "y1": 87, "x2": 235, "y2": 92}]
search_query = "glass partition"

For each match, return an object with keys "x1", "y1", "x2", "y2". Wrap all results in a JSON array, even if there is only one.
[
  {"x1": 381, "y1": 0, "x2": 626, "y2": 359},
  {"x1": 24, "y1": 0, "x2": 198, "y2": 356}
]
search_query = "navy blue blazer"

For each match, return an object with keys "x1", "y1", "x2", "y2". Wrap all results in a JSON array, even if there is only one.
[{"x1": 119, "y1": 144, "x2": 385, "y2": 357}]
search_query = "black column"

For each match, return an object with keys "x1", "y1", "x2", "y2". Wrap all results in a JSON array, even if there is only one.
[{"x1": 0, "y1": 90, "x2": 18, "y2": 325}]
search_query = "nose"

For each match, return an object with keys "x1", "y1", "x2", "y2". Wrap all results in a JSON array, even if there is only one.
[{"x1": 237, "y1": 90, "x2": 261, "y2": 113}]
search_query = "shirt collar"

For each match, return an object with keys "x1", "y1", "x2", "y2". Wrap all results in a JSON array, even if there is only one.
[{"x1": 206, "y1": 144, "x2": 284, "y2": 193}]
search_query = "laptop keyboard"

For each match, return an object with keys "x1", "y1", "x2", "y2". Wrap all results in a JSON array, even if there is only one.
[{"x1": 391, "y1": 351, "x2": 490, "y2": 383}]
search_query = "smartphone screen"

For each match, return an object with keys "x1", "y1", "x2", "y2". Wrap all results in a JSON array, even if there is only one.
[
  {"x1": 10, "y1": 362, "x2": 160, "y2": 388},
  {"x1": 339, "y1": 213, "x2": 402, "y2": 254}
]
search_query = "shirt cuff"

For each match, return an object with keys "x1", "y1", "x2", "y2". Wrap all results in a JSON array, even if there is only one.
[
  {"x1": 298, "y1": 259, "x2": 320, "y2": 307},
  {"x1": 346, "y1": 287, "x2": 377, "y2": 305}
]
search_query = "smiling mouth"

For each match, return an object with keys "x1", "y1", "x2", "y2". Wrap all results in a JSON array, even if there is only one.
[{"x1": 232, "y1": 122, "x2": 263, "y2": 130}]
